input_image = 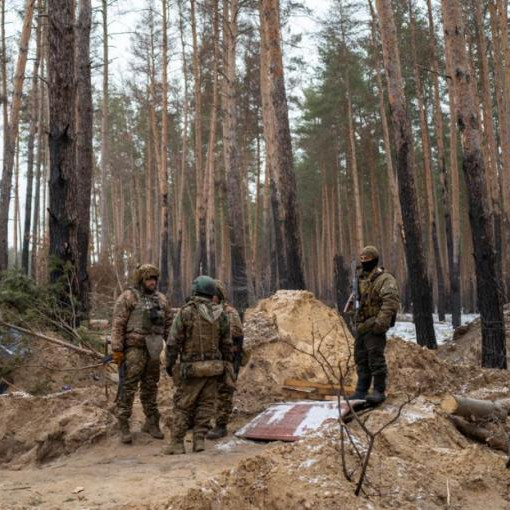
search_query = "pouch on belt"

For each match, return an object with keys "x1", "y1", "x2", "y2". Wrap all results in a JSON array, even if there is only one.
[
  {"x1": 180, "y1": 360, "x2": 225, "y2": 379},
  {"x1": 145, "y1": 334, "x2": 164, "y2": 361}
]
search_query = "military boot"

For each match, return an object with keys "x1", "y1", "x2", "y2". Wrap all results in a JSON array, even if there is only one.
[
  {"x1": 142, "y1": 415, "x2": 165, "y2": 439},
  {"x1": 366, "y1": 375, "x2": 386, "y2": 405},
  {"x1": 192, "y1": 433, "x2": 205, "y2": 453},
  {"x1": 346, "y1": 375, "x2": 371, "y2": 401},
  {"x1": 118, "y1": 418, "x2": 133, "y2": 444},
  {"x1": 163, "y1": 439, "x2": 185, "y2": 455},
  {"x1": 206, "y1": 424, "x2": 227, "y2": 440}
]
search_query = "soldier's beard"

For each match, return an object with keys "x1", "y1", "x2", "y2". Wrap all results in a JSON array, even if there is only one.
[
  {"x1": 361, "y1": 259, "x2": 378, "y2": 272},
  {"x1": 142, "y1": 279, "x2": 157, "y2": 293}
]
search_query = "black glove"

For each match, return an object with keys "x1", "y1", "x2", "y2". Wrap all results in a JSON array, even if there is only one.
[
  {"x1": 357, "y1": 317, "x2": 376, "y2": 335},
  {"x1": 166, "y1": 354, "x2": 177, "y2": 377}
]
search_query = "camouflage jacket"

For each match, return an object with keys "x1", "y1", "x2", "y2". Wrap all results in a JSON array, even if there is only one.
[
  {"x1": 167, "y1": 296, "x2": 232, "y2": 363},
  {"x1": 358, "y1": 267, "x2": 400, "y2": 334},
  {"x1": 224, "y1": 303, "x2": 243, "y2": 339},
  {"x1": 111, "y1": 287, "x2": 173, "y2": 351}
]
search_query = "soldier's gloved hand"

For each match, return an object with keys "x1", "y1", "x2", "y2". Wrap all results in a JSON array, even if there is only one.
[
  {"x1": 166, "y1": 354, "x2": 177, "y2": 377},
  {"x1": 372, "y1": 319, "x2": 389, "y2": 335},
  {"x1": 112, "y1": 351, "x2": 124, "y2": 365},
  {"x1": 358, "y1": 317, "x2": 376, "y2": 335}
]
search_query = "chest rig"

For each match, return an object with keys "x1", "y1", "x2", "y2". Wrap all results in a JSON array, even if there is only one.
[
  {"x1": 358, "y1": 268, "x2": 384, "y2": 323},
  {"x1": 126, "y1": 288, "x2": 165, "y2": 336}
]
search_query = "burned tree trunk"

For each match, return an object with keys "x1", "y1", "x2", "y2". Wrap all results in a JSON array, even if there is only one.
[
  {"x1": 47, "y1": 0, "x2": 78, "y2": 295},
  {"x1": 259, "y1": 0, "x2": 305, "y2": 290},
  {"x1": 222, "y1": 0, "x2": 249, "y2": 312},
  {"x1": 375, "y1": 0, "x2": 437, "y2": 349},
  {"x1": 442, "y1": 0, "x2": 507, "y2": 369},
  {"x1": 75, "y1": 0, "x2": 93, "y2": 318}
]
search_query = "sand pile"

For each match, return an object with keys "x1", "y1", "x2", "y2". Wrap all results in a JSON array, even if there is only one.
[
  {"x1": 0, "y1": 388, "x2": 114, "y2": 467},
  {"x1": 163, "y1": 395, "x2": 510, "y2": 510},
  {"x1": 438, "y1": 305, "x2": 510, "y2": 366},
  {"x1": 234, "y1": 291, "x2": 354, "y2": 415}
]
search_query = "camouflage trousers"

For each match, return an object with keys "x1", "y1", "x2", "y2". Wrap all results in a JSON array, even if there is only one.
[
  {"x1": 115, "y1": 346, "x2": 161, "y2": 421},
  {"x1": 171, "y1": 376, "x2": 217, "y2": 440},
  {"x1": 214, "y1": 376, "x2": 234, "y2": 427},
  {"x1": 354, "y1": 332, "x2": 387, "y2": 381}
]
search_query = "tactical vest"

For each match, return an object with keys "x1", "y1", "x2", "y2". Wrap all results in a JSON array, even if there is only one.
[
  {"x1": 358, "y1": 268, "x2": 385, "y2": 323},
  {"x1": 180, "y1": 300, "x2": 222, "y2": 362},
  {"x1": 125, "y1": 288, "x2": 165, "y2": 336}
]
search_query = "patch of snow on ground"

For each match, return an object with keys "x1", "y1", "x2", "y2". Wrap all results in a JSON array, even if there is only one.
[
  {"x1": 299, "y1": 458, "x2": 317, "y2": 469},
  {"x1": 214, "y1": 438, "x2": 254, "y2": 452},
  {"x1": 388, "y1": 313, "x2": 478, "y2": 345}
]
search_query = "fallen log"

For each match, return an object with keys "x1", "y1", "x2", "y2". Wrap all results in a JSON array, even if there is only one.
[
  {"x1": 449, "y1": 415, "x2": 508, "y2": 453},
  {"x1": 0, "y1": 320, "x2": 103, "y2": 359},
  {"x1": 441, "y1": 394, "x2": 508, "y2": 422}
]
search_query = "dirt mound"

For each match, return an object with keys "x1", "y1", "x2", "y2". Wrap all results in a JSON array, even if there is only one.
[
  {"x1": 387, "y1": 337, "x2": 510, "y2": 398},
  {"x1": 0, "y1": 388, "x2": 114, "y2": 467},
  {"x1": 3, "y1": 336, "x2": 108, "y2": 395},
  {"x1": 438, "y1": 305, "x2": 510, "y2": 366},
  {"x1": 235, "y1": 291, "x2": 354, "y2": 415},
  {"x1": 164, "y1": 395, "x2": 510, "y2": 510}
]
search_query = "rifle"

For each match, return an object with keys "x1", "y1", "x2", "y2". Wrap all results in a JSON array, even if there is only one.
[
  {"x1": 232, "y1": 336, "x2": 244, "y2": 379},
  {"x1": 344, "y1": 260, "x2": 361, "y2": 336},
  {"x1": 115, "y1": 360, "x2": 126, "y2": 403}
]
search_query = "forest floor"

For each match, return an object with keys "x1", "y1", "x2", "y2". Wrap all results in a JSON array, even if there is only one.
[{"x1": 1, "y1": 291, "x2": 510, "y2": 509}]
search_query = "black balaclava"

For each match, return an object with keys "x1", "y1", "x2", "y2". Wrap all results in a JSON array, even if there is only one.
[{"x1": 361, "y1": 258, "x2": 378, "y2": 273}]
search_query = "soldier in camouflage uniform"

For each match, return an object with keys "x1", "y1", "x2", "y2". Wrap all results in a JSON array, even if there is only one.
[
  {"x1": 347, "y1": 246, "x2": 400, "y2": 404},
  {"x1": 164, "y1": 276, "x2": 232, "y2": 455},
  {"x1": 111, "y1": 264, "x2": 173, "y2": 444},
  {"x1": 207, "y1": 280, "x2": 244, "y2": 440}
]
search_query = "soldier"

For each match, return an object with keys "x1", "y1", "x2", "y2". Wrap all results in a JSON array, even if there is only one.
[
  {"x1": 207, "y1": 280, "x2": 244, "y2": 440},
  {"x1": 164, "y1": 276, "x2": 232, "y2": 455},
  {"x1": 347, "y1": 246, "x2": 400, "y2": 404},
  {"x1": 111, "y1": 264, "x2": 172, "y2": 444}
]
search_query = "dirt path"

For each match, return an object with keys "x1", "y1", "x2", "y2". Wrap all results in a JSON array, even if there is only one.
[{"x1": 0, "y1": 432, "x2": 266, "y2": 509}]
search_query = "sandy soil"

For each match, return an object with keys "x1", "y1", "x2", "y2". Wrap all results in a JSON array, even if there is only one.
[
  {"x1": 0, "y1": 430, "x2": 265, "y2": 510},
  {"x1": 1, "y1": 291, "x2": 510, "y2": 510}
]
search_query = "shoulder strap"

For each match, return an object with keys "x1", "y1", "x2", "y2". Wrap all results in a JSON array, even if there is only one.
[{"x1": 369, "y1": 268, "x2": 385, "y2": 283}]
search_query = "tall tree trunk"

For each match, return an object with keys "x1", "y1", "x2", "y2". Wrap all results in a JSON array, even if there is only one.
[
  {"x1": 489, "y1": 0, "x2": 510, "y2": 298},
  {"x1": 222, "y1": 0, "x2": 249, "y2": 312},
  {"x1": 75, "y1": 0, "x2": 93, "y2": 317},
  {"x1": 375, "y1": 0, "x2": 437, "y2": 349},
  {"x1": 100, "y1": 0, "x2": 109, "y2": 263},
  {"x1": 0, "y1": 0, "x2": 36, "y2": 271},
  {"x1": 31, "y1": 37, "x2": 45, "y2": 280},
  {"x1": 258, "y1": 2, "x2": 286, "y2": 288},
  {"x1": 368, "y1": 0, "x2": 404, "y2": 271},
  {"x1": 346, "y1": 88, "x2": 363, "y2": 254},
  {"x1": 47, "y1": 0, "x2": 78, "y2": 308},
  {"x1": 22, "y1": 0, "x2": 42, "y2": 274},
  {"x1": 205, "y1": 0, "x2": 220, "y2": 278},
  {"x1": 425, "y1": 0, "x2": 460, "y2": 326},
  {"x1": 191, "y1": 0, "x2": 206, "y2": 275},
  {"x1": 159, "y1": 0, "x2": 170, "y2": 294},
  {"x1": 259, "y1": 0, "x2": 305, "y2": 289},
  {"x1": 442, "y1": 0, "x2": 506, "y2": 368},
  {"x1": 409, "y1": 0, "x2": 446, "y2": 320}
]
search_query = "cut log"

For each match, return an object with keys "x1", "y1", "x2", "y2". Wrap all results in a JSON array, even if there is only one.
[
  {"x1": 441, "y1": 394, "x2": 508, "y2": 422},
  {"x1": 449, "y1": 415, "x2": 509, "y2": 452}
]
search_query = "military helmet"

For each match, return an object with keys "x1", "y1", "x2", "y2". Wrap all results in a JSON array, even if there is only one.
[
  {"x1": 214, "y1": 279, "x2": 227, "y2": 302},
  {"x1": 133, "y1": 263, "x2": 160, "y2": 284},
  {"x1": 192, "y1": 275, "x2": 217, "y2": 297},
  {"x1": 360, "y1": 245, "x2": 380, "y2": 261}
]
